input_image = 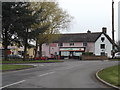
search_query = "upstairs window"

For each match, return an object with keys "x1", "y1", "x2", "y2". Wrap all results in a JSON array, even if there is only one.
[
  {"x1": 100, "y1": 44, "x2": 105, "y2": 49},
  {"x1": 46, "y1": 43, "x2": 49, "y2": 46},
  {"x1": 83, "y1": 42, "x2": 87, "y2": 46},
  {"x1": 70, "y1": 42, "x2": 74, "y2": 46},
  {"x1": 101, "y1": 37, "x2": 105, "y2": 42},
  {"x1": 58, "y1": 43, "x2": 63, "y2": 47}
]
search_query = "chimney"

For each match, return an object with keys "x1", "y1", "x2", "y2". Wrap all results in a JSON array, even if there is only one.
[
  {"x1": 102, "y1": 27, "x2": 107, "y2": 33},
  {"x1": 87, "y1": 30, "x2": 91, "y2": 33}
]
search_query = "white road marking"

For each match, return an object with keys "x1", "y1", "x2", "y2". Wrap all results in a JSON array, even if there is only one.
[
  {"x1": 38, "y1": 72, "x2": 55, "y2": 77},
  {"x1": 1, "y1": 71, "x2": 54, "y2": 89},
  {"x1": 0, "y1": 80, "x2": 26, "y2": 89},
  {"x1": 38, "y1": 64, "x2": 44, "y2": 66},
  {"x1": 65, "y1": 66, "x2": 75, "y2": 70}
]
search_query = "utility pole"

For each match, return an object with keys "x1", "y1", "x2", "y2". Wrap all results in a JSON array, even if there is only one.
[{"x1": 112, "y1": 0, "x2": 115, "y2": 58}]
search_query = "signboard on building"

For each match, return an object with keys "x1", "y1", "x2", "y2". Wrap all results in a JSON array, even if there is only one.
[{"x1": 60, "y1": 47, "x2": 85, "y2": 51}]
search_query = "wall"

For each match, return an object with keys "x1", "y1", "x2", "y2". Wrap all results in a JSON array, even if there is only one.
[
  {"x1": 42, "y1": 42, "x2": 95, "y2": 57},
  {"x1": 27, "y1": 48, "x2": 35, "y2": 58},
  {"x1": 63, "y1": 42, "x2": 83, "y2": 47},
  {"x1": 85, "y1": 42, "x2": 94, "y2": 52},
  {"x1": 42, "y1": 43, "x2": 59, "y2": 57},
  {"x1": 95, "y1": 34, "x2": 112, "y2": 58}
]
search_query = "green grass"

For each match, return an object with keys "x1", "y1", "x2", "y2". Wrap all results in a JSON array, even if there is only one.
[
  {"x1": 98, "y1": 65, "x2": 120, "y2": 87},
  {"x1": 1, "y1": 60, "x2": 63, "y2": 64},
  {"x1": 0, "y1": 64, "x2": 33, "y2": 71},
  {"x1": 110, "y1": 59, "x2": 120, "y2": 61}
]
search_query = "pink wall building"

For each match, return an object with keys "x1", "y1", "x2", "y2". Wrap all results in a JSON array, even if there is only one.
[{"x1": 41, "y1": 28, "x2": 116, "y2": 59}]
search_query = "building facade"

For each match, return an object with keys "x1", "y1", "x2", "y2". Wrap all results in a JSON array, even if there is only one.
[{"x1": 42, "y1": 28, "x2": 116, "y2": 59}]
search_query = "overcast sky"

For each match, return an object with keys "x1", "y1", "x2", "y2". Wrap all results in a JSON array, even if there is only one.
[{"x1": 58, "y1": 0, "x2": 120, "y2": 41}]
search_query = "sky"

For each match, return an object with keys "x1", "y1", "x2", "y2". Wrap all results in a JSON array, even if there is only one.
[{"x1": 58, "y1": 0, "x2": 120, "y2": 41}]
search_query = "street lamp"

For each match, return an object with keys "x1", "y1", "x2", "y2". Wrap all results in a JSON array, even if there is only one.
[{"x1": 112, "y1": 0, "x2": 115, "y2": 58}]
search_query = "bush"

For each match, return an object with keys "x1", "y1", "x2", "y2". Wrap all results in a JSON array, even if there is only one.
[{"x1": 82, "y1": 52, "x2": 93, "y2": 56}]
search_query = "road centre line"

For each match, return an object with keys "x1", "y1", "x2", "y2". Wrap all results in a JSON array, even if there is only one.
[
  {"x1": 0, "y1": 80, "x2": 26, "y2": 89},
  {"x1": 1, "y1": 72, "x2": 54, "y2": 89},
  {"x1": 38, "y1": 72, "x2": 55, "y2": 77},
  {"x1": 64, "y1": 66, "x2": 75, "y2": 70}
]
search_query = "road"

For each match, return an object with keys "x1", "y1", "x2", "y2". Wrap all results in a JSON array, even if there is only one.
[{"x1": 1, "y1": 60, "x2": 119, "y2": 89}]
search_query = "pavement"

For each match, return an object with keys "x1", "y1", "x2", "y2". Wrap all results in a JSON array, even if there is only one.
[{"x1": 1, "y1": 59, "x2": 119, "y2": 89}]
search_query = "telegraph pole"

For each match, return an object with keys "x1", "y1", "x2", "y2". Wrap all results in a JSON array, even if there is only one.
[{"x1": 112, "y1": 0, "x2": 115, "y2": 58}]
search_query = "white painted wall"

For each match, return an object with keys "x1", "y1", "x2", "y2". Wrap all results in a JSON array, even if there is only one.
[{"x1": 95, "y1": 34, "x2": 112, "y2": 58}]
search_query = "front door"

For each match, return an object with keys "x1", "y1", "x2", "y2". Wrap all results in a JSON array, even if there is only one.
[{"x1": 69, "y1": 51, "x2": 74, "y2": 59}]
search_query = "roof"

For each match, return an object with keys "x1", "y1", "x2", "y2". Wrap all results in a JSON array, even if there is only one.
[
  {"x1": 53, "y1": 32, "x2": 102, "y2": 43},
  {"x1": 53, "y1": 31, "x2": 119, "y2": 51}
]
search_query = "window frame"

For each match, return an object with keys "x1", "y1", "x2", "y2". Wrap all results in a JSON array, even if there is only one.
[
  {"x1": 69, "y1": 42, "x2": 74, "y2": 46},
  {"x1": 100, "y1": 44, "x2": 105, "y2": 49},
  {"x1": 101, "y1": 37, "x2": 105, "y2": 42},
  {"x1": 83, "y1": 42, "x2": 87, "y2": 46},
  {"x1": 58, "y1": 43, "x2": 63, "y2": 47}
]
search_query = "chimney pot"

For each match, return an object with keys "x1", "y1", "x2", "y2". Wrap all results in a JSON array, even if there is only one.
[
  {"x1": 87, "y1": 30, "x2": 91, "y2": 33},
  {"x1": 102, "y1": 27, "x2": 107, "y2": 33}
]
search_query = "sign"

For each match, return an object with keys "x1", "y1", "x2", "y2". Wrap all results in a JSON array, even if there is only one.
[
  {"x1": 7, "y1": 50, "x2": 11, "y2": 55},
  {"x1": 60, "y1": 47, "x2": 84, "y2": 51}
]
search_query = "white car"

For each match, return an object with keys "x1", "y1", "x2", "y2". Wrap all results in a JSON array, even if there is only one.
[{"x1": 115, "y1": 52, "x2": 120, "y2": 58}]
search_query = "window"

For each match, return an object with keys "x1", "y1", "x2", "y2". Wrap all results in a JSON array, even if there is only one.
[
  {"x1": 70, "y1": 42, "x2": 74, "y2": 46},
  {"x1": 100, "y1": 44, "x2": 105, "y2": 49},
  {"x1": 101, "y1": 37, "x2": 105, "y2": 42},
  {"x1": 83, "y1": 42, "x2": 87, "y2": 46},
  {"x1": 58, "y1": 43, "x2": 63, "y2": 46},
  {"x1": 61, "y1": 51, "x2": 70, "y2": 56},
  {"x1": 46, "y1": 43, "x2": 49, "y2": 45},
  {"x1": 101, "y1": 52, "x2": 105, "y2": 56}
]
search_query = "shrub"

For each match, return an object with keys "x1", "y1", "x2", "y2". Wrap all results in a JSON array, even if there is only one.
[{"x1": 82, "y1": 52, "x2": 93, "y2": 56}]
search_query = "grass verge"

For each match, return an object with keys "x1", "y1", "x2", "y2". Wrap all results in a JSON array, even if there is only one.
[
  {"x1": 98, "y1": 65, "x2": 120, "y2": 87},
  {"x1": 109, "y1": 59, "x2": 120, "y2": 61},
  {"x1": 1, "y1": 60, "x2": 64, "y2": 64},
  {"x1": 0, "y1": 64, "x2": 34, "y2": 71}
]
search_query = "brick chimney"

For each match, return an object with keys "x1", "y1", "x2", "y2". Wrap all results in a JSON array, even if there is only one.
[
  {"x1": 87, "y1": 30, "x2": 91, "y2": 33},
  {"x1": 102, "y1": 27, "x2": 107, "y2": 34}
]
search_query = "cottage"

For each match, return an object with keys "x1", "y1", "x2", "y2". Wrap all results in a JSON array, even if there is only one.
[{"x1": 42, "y1": 27, "x2": 117, "y2": 59}]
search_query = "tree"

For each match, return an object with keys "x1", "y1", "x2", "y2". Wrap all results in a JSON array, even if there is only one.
[
  {"x1": 2, "y1": 2, "x2": 72, "y2": 61},
  {"x1": 31, "y1": 2, "x2": 72, "y2": 58},
  {"x1": 2, "y1": 2, "x2": 49, "y2": 60},
  {"x1": 2, "y1": 2, "x2": 19, "y2": 60}
]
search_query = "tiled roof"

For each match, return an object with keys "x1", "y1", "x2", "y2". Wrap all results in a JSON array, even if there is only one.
[{"x1": 54, "y1": 32, "x2": 102, "y2": 43}]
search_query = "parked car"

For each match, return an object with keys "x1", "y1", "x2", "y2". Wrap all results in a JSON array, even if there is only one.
[
  {"x1": 115, "y1": 52, "x2": 120, "y2": 58},
  {"x1": 8, "y1": 55, "x2": 23, "y2": 59}
]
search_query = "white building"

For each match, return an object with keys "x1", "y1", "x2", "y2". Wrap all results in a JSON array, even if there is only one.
[{"x1": 42, "y1": 27, "x2": 117, "y2": 58}]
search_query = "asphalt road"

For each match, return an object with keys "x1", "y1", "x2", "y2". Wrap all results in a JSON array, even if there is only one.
[{"x1": 1, "y1": 60, "x2": 119, "y2": 89}]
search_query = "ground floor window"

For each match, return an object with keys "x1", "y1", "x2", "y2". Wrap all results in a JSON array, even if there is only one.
[
  {"x1": 74, "y1": 52, "x2": 82, "y2": 56},
  {"x1": 60, "y1": 51, "x2": 82, "y2": 57},
  {"x1": 61, "y1": 51, "x2": 70, "y2": 56},
  {"x1": 101, "y1": 52, "x2": 105, "y2": 56}
]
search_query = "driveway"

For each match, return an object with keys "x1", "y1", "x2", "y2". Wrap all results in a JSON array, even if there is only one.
[{"x1": 1, "y1": 60, "x2": 119, "y2": 89}]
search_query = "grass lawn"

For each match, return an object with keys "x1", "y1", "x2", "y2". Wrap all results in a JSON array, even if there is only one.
[
  {"x1": 1, "y1": 60, "x2": 63, "y2": 64},
  {"x1": 0, "y1": 64, "x2": 34, "y2": 71},
  {"x1": 110, "y1": 59, "x2": 120, "y2": 61},
  {"x1": 98, "y1": 64, "x2": 120, "y2": 87}
]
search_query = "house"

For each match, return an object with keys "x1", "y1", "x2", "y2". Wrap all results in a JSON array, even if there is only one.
[{"x1": 41, "y1": 27, "x2": 117, "y2": 59}]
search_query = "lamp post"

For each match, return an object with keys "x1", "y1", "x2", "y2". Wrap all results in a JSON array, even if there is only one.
[{"x1": 112, "y1": 0, "x2": 115, "y2": 58}]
